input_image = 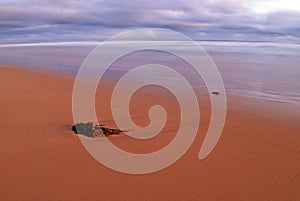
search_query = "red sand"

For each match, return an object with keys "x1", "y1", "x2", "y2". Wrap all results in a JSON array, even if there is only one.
[{"x1": 1, "y1": 65, "x2": 300, "y2": 201}]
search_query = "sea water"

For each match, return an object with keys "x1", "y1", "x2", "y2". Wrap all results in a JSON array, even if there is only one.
[{"x1": 0, "y1": 41, "x2": 299, "y2": 104}]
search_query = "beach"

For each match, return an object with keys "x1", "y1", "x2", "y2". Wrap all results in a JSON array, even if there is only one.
[{"x1": 1, "y1": 64, "x2": 300, "y2": 201}]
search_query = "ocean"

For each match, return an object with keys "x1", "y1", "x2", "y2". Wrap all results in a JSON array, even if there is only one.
[{"x1": 0, "y1": 41, "x2": 299, "y2": 104}]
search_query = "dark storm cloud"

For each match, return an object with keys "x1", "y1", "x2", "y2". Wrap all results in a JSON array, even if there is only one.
[{"x1": 0, "y1": 0, "x2": 300, "y2": 43}]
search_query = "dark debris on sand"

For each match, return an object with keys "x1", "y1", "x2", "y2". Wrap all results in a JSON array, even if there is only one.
[{"x1": 71, "y1": 122, "x2": 126, "y2": 137}]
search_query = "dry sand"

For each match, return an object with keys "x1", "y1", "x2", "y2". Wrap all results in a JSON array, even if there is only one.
[{"x1": 1, "y1": 65, "x2": 300, "y2": 201}]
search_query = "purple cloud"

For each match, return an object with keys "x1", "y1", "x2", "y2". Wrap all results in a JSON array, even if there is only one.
[{"x1": 0, "y1": 0, "x2": 299, "y2": 43}]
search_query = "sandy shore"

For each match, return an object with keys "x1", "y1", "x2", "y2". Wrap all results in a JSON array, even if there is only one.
[{"x1": 1, "y1": 65, "x2": 300, "y2": 201}]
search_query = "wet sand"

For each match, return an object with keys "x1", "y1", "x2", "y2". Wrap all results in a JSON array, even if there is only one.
[{"x1": 1, "y1": 65, "x2": 300, "y2": 201}]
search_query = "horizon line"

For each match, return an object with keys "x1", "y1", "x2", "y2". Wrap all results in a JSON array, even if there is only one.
[{"x1": 0, "y1": 40, "x2": 299, "y2": 47}]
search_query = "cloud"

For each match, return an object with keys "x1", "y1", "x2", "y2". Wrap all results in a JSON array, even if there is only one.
[{"x1": 0, "y1": 0, "x2": 299, "y2": 43}]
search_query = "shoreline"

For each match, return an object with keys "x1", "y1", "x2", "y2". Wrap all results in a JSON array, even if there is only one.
[
  {"x1": 1, "y1": 60, "x2": 299, "y2": 105},
  {"x1": 1, "y1": 64, "x2": 300, "y2": 200}
]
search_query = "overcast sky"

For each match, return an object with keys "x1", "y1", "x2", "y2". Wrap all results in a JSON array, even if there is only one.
[{"x1": 1, "y1": 0, "x2": 300, "y2": 44}]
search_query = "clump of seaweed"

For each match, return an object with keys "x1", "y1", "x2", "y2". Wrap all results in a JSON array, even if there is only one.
[
  {"x1": 212, "y1": 91, "x2": 221, "y2": 95},
  {"x1": 72, "y1": 122, "x2": 126, "y2": 137}
]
